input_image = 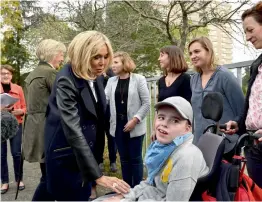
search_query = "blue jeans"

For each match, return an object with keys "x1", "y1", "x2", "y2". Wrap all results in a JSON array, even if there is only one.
[
  {"x1": 115, "y1": 116, "x2": 144, "y2": 188},
  {"x1": 1, "y1": 124, "x2": 23, "y2": 183},
  {"x1": 244, "y1": 143, "x2": 262, "y2": 188}
]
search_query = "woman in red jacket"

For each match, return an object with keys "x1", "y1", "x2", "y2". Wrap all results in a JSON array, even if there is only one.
[{"x1": 1, "y1": 65, "x2": 26, "y2": 194}]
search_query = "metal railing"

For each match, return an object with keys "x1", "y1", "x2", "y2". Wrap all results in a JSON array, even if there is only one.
[{"x1": 142, "y1": 60, "x2": 254, "y2": 155}]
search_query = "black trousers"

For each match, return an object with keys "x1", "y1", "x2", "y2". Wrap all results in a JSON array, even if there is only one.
[
  {"x1": 94, "y1": 124, "x2": 117, "y2": 164},
  {"x1": 32, "y1": 163, "x2": 54, "y2": 201}
]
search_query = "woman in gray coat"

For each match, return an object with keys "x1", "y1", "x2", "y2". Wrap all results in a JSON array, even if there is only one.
[
  {"x1": 188, "y1": 37, "x2": 245, "y2": 147},
  {"x1": 22, "y1": 39, "x2": 66, "y2": 200},
  {"x1": 105, "y1": 52, "x2": 150, "y2": 187}
]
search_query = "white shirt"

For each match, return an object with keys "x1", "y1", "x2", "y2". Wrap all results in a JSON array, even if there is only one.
[
  {"x1": 87, "y1": 80, "x2": 97, "y2": 102},
  {"x1": 47, "y1": 63, "x2": 55, "y2": 69}
]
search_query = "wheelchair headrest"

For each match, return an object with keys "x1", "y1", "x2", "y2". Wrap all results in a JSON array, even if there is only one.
[
  {"x1": 201, "y1": 92, "x2": 223, "y2": 122},
  {"x1": 197, "y1": 132, "x2": 225, "y2": 182}
]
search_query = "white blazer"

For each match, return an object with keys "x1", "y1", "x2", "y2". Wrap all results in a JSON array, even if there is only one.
[{"x1": 105, "y1": 73, "x2": 150, "y2": 138}]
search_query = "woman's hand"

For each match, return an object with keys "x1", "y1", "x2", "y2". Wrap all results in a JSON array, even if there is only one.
[
  {"x1": 220, "y1": 121, "x2": 239, "y2": 134},
  {"x1": 102, "y1": 194, "x2": 124, "y2": 202},
  {"x1": 123, "y1": 118, "x2": 139, "y2": 132},
  {"x1": 1, "y1": 104, "x2": 14, "y2": 112},
  {"x1": 11, "y1": 109, "x2": 24, "y2": 116},
  {"x1": 151, "y1": 130, "x2": 156, "y2": 142},
  {"x1": 255, "y1": 129, "x2": 262, "y2": 142},
  {"x1": 96, "y1": 176, "x2": 130, "y2": 194}
]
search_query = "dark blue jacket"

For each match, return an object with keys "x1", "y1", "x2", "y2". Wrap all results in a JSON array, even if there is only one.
[{"x1": 44, "y1": 64, "x2": 106, "y2": 200}]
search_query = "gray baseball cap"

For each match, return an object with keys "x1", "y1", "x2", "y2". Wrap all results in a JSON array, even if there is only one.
[{"x1": 155, "y1": 96, "x2": 193, "y2": 124}]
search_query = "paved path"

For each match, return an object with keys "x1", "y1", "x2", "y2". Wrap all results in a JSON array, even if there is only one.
[
  {"x1": 1, "y1": 156, "x2": 41, "y2": 201},
  {"x1": 1, "y1": 146, "x2": 111, "y2": 201}
]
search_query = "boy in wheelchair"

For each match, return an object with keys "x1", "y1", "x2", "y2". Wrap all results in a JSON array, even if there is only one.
[{"x1": 96, "y1": 96, "x2": 208, "y2": 201}]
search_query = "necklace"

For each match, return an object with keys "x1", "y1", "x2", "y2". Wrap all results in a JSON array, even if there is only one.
[{"x1": 119, "y1": 80, "x2": 127, "y2": 104}]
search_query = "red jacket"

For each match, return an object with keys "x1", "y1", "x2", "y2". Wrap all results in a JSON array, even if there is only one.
[{"x1": 1, "y1": 83, "x2": 26, "y2": 123}]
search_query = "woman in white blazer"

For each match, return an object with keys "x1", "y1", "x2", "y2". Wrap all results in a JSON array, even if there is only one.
[{"x1": 105, "y1": 52, "x2": 150, "y2": 187}]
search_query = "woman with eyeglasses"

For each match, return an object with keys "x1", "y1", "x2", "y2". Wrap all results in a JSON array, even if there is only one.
[{"x1": 1, "y1": 65, "x2": 26, "y2": 194}]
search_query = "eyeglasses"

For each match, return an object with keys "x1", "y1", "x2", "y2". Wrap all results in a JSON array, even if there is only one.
[{"x1": 1, "y1": 72, "x2": 12, "y2": 76}]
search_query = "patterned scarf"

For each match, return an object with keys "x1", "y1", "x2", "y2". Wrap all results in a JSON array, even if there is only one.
[{"x1": 145, "y1": 133, "x2": 192, "y2": 185}]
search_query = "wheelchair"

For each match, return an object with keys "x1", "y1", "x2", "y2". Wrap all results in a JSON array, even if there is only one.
[{"x1": 190, "y1": 92, "x2": 262, "y2": 201}]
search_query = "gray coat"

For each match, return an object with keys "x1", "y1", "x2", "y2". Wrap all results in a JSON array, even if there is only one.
[
  {"x1": 190, "y1": 66, "x2": 245, "y2": 144},
  {"x1": 94, "y1": 136, "x2": 209, "y2": 201},
  {"x1": 22, "y1": 62, "x2": 57, "y2": 163},
  {"x1": 122, "y1": 136, "x2": 208, "y2": 201},
  {"x1": 105, "y1": 73, "x2": 150, "y2": 138}
]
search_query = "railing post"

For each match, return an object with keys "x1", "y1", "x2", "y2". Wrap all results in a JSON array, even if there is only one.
[{"x1": 237, "y1": 67, "x2": 242, "y2": 87}]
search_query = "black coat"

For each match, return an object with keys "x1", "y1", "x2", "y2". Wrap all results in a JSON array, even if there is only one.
[
  {"x1": 238, "y1": 54, "x2": 262, "y2": 134},
  {"x1": 101, "y1": 68, "x2": 115, "y2": 88},
  {"x1": 44, "y1": 64, "x2": 106, "y2": 200}
]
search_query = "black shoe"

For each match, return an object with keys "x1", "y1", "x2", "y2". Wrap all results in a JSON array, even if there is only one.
[
  {"x1": 98, "y1": 163, "x2": 105, "y2": 172},
  {"x1": 1, "y1": 184, "x2": 9, "y2": 194},
  {"x1": 88, "y1": 197, "x2": 97, "y2": 201},
  {"x1": 110, "y1": 163, "x2": 117, "y2": 173},
  {"x1": 19, "y1": 185, "x2": 25, "y2": 191}
]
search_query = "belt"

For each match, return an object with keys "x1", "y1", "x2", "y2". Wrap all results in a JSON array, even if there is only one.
[{"x1": 117, "y1": 113, "x2": 127, "y2": 120}]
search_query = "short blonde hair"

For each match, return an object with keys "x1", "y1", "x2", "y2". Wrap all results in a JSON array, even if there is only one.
[
  {"x1": 67, "y1": 31, "x2": 113, "y2": 80},
  {"x1": 188, "y1": 36, "x2": 217, "y2": 73},
  {"x1": 36, "y1": 39, "x2": 66, "y2": 62},
  {"x1": 113, "y1": 52, "x2": 136, "y2": 73}
]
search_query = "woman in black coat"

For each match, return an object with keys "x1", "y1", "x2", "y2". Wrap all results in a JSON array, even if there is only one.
[{"x1": 34, "y1": 31, "x2": 129, "y2": 201}]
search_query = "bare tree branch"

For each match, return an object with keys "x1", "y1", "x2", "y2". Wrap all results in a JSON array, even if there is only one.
[
  {"x1": 185, "y1": 1, "x2": 197, "y2": 12},
  {"x1": 76, "y1": 1, "x2": 89, "y2": 30},
  {"x1": 213, "y1": 23, "x2": 246, "y2": 46},
  {"x1": 179, "y1": 2, "x2": 189, "y2": 50},
  {"x1": 166, "y1": 1, "x2": 178, "y2": 44},
  {"x1": 123, "y1": 1, "x2": 166, "y2": 25},
  {"x1": 187, "y1": 1, "x2": 211, "y2": 14},
  {"x1": 189, "y1": 1, "x2": 247, "y2": 32}
]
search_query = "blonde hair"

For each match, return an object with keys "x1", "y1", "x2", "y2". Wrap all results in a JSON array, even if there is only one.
[
  {"x1": 113, "y1": 51, "x2": 136, "y2": 73},
  {"x1": 36, "y1": 39, "x2": 66, "y2": 62},
  {"x1": 188, "y1": 36, "x2": 217, "y2": 73},
  {"x1": 67, "y1": 31, "x2": 113, "y2": 80}
]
